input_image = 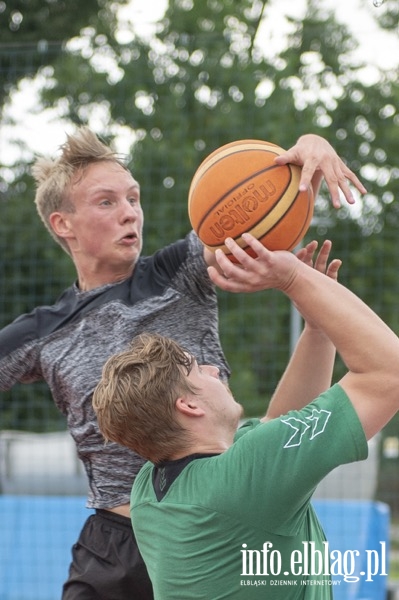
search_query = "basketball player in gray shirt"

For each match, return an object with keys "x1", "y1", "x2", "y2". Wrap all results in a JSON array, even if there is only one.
[{"x1": 0, "y1": 127, "x2": 366, "y2": 599}]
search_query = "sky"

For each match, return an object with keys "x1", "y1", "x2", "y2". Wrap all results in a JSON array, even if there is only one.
[
  {"x1": 0, "y1": 0, "x2": 397, "y2": 170},
  {"x1": 120, "y1": 0, "x2": 399, "y2": 72},
  {"x1": 262, "y1": 0, "x2": 398, "y2": 69}
]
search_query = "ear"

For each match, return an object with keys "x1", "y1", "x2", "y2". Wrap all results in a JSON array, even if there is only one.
[
  {"x1": 49, "y1": 211, "x2": 74, "y2": 240},
  {"x1": 176, "y1": 396, "x2": 205, "y2": 418}
]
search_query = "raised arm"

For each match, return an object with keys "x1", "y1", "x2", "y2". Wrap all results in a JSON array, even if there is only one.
[
  {"x1": 264, "y1": 240, "x2": 341, "y2": 421},
  {"x1": 208, "y1": 234, "x2": 399, "y2": 440}
]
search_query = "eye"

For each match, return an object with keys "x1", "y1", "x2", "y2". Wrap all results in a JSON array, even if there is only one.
[
  {"x1": 128, "y1": 196, "x2": 139, "y2": 206},
  {"x1": 99, "y1": 198, "x2": 112, "y2": 206}
]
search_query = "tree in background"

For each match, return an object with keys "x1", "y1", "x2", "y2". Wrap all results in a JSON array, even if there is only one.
[{"x1": 0, "y1": 0, "x2": 130, "y2": 103}]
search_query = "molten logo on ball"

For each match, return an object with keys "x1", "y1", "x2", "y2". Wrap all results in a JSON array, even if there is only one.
[
  {"x1": 210, "y1": 179, "x2": 278, "y2": 239},
  {"x1": 188, "y1": 139, "x2": 314, "y2": 258}
]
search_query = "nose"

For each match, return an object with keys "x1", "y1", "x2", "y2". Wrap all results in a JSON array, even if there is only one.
[
  {"x1": 121, "y1": 199, "x2": 139, "y2": 222},
  {"x1": 204, "y1": 365, "x2": 220, "y2": 378}
]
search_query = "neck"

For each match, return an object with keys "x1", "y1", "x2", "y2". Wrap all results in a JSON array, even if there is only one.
[
  {"x1": 75, "y1": 264, "x2": 135, "y2": 291},
  {"x1": 169, "y1": 438, "x2": 233, "y2": 461}
]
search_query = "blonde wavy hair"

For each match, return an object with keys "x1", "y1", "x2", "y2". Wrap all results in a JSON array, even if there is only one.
[{"x1": 93, "y1": 333, "x2": 199, "y2": 464}]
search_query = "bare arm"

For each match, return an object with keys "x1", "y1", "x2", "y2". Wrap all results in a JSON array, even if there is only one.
[
  {"x1": 264, "y1": 240, "x2": 341, "y2": 421},
  {"x1": 264, "y1": 325, "x2": 336, "y2": 422},
  {"x1": 208, "y1": 234, "x2": 399, "y2": 440}
]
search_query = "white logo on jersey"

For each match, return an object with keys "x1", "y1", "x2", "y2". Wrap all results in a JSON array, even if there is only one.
[{"x1": 281, "y1": 409, "x2": 331, "y2": 448}]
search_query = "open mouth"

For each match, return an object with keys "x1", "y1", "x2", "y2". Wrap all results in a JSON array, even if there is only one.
[{"x1": 123, "y1": 233, "x2": 137, "y2": 242}]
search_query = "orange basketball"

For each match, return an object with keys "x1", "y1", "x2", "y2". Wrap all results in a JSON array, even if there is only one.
[{"x1": 188, "y1": 139, "x2": 314, "y2": 260}]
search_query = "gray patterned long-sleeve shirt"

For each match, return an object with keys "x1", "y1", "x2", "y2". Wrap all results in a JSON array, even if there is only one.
[{"x1": 0, "y1": 232, "x2": 230, "y2": 508}]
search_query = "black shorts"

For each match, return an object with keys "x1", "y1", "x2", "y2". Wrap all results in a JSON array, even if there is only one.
[{"x1": 62, "y1": 509, "x2": 153, "y2": 600}]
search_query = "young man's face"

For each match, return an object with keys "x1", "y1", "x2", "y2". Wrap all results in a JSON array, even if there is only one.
[
  {"x1": 187, "y1": 360, "x2": 244, "y2": 429},
  {"x1": 58, "y1": 161, "x2": 144, "y2": 280}
]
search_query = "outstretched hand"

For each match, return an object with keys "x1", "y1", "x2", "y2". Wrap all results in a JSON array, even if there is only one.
[
  {"x1": 274, "y1": 134, "x2": 367, "y2": 209},
  {"x1": 295, "y1": 239, "x2": 341, "y2": 282}
]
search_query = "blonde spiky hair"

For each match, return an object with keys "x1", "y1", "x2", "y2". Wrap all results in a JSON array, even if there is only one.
[{"x1": 32, "y1": 127, "x2": 128, "y2": 254}]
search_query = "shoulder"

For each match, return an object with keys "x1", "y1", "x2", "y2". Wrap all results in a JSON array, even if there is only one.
[
  {"x1": 0, "y1": 285, "x2": 76, "y2": 357},
  {"x1": 139, "y1": 232, "x2": 210, "y2": 293},
  {"x1": 150, "y1": 231, "x2": 202, "y2": 265},
  {"x1": 233, "y1": 418, "x2": 262, "y2": 442},
  {"x1": 233, "y1": 385, "x2": 367, "y2": 458},
  {"x1": 131, "y1": 462, "x2": 154, "y2": 505},
  {"x1": 132, "y1": 461, "x2": 153, "y2": 489}
]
